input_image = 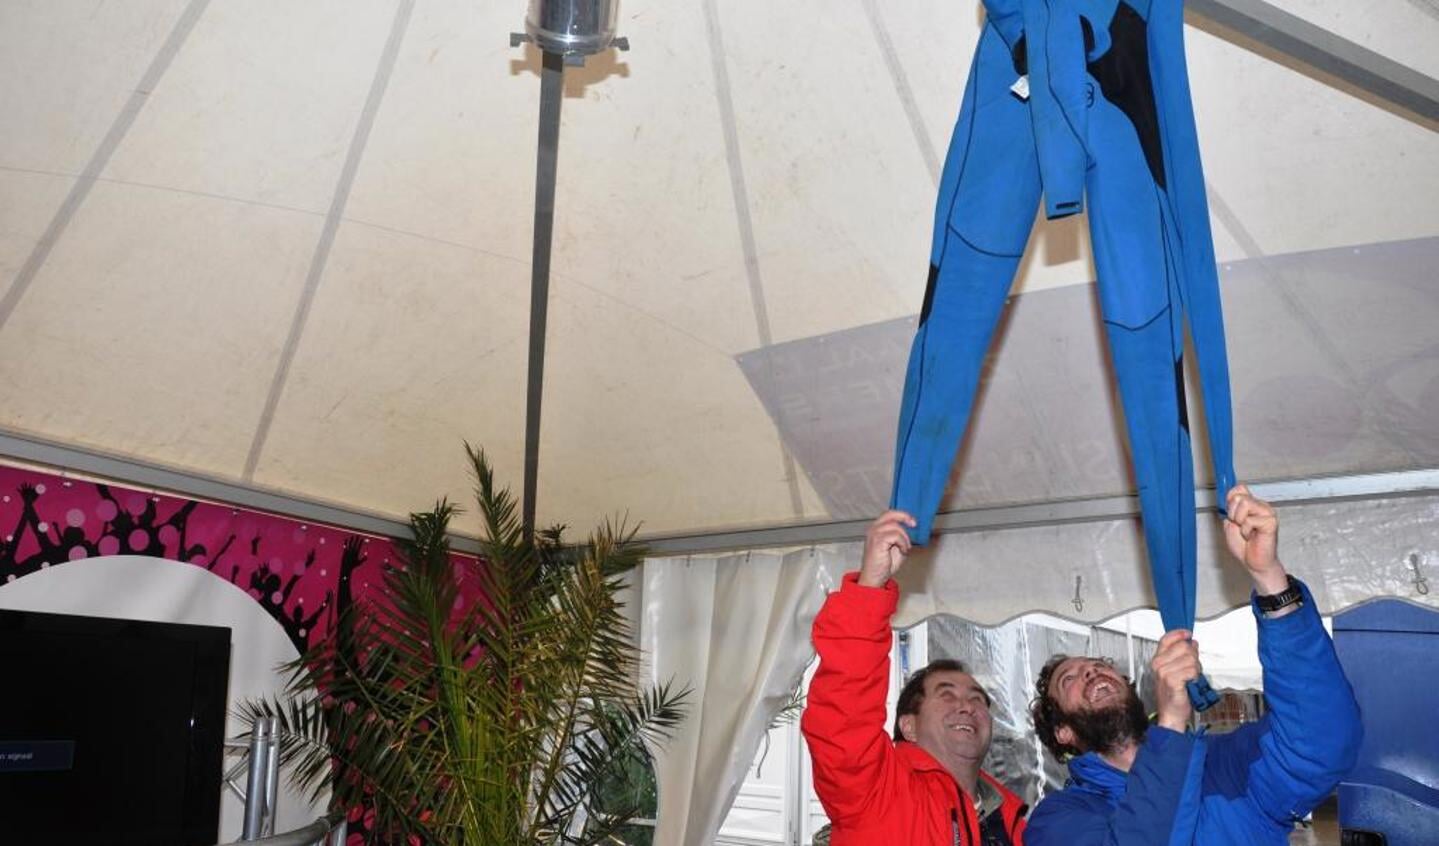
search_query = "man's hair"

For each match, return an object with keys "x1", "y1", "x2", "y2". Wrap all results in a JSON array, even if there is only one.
[
  {"x1": 1030, "y1": 653, "x2": 1081, "y2": 760},
  {"x1": 1029, "y1": 653, "x2": 1136, "y2": 761},
  {"x1": 892, "y1": 658, "x2": 991, "y2": 741}
]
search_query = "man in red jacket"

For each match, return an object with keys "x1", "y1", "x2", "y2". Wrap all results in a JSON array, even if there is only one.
[{"x1": 801, "y1": 510, "x2": 1027, "y2": 844}]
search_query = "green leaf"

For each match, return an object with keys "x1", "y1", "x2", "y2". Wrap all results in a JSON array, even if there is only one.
[{"x1": 238, "y1": 445, "x2": 689, "y2": 846}]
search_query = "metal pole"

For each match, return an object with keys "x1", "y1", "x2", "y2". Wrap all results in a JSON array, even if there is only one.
[
  {"x1": 262, "y1": 717, "x2": 281, "y2": 836},
  {"x1": 1187, "y1": 0, "x2": 1439, "y2": 124},
  {"x1": 638, "y1": 468, "x2": 1439, "y2": 555},
  {"x1": 242, "y1": 717, "x2": 273, "y2": 840},
  {"x1": 522, "y1": 49, "x2": 566, "y2": 535}
]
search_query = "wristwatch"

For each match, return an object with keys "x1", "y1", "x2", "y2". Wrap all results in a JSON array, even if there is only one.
[{"x1": 1255, "y1": 575, "x2": 1304, "y2": 615}]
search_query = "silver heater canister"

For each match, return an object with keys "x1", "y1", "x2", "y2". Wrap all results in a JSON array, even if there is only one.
[{"x1": 525, "y1": 0, "x2": 620, "y2": 57}]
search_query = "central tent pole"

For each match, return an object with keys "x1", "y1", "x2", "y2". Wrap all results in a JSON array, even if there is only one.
[{"x1": 522, "y1": 48, "x2": 565, "y2": 535}]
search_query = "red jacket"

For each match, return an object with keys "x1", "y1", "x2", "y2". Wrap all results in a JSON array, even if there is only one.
[{"x1": 801, "y1": 572, "x2": 1027, "y2": 845}]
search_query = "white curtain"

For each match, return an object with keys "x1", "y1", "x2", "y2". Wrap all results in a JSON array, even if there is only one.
[{"x1": 641, "y1": 546, "x2": 853, "y2": 846}]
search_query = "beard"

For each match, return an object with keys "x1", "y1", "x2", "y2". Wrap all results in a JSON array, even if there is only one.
[{"x1": 1062, "y1": 686, "x2": 1150, "y2": 755}]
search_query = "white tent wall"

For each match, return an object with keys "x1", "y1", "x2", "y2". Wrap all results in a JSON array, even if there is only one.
[{"x1": 642, "y1": 489, "x2": 1439, "y2": 844}]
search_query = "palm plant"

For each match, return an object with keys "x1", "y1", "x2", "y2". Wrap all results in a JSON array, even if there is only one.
[{"x1": 241, "y1": 445, "x2": 688, "y2": 844}]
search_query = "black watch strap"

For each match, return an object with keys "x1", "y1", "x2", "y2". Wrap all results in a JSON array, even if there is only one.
[{"x1": 1255, "y1": 575, "x2": 1303, "y2": 613}]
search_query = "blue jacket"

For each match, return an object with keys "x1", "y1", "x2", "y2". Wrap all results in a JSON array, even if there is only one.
[{"x1": 1026, "y1": 581, "x2": 1362, "y2": 845}]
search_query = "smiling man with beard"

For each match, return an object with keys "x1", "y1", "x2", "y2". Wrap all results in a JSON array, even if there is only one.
[
  {"x1": 802, "y1": 511, "x2": 1028, "y2": 845},
  {"x1": 1025, "y1": 486, "x2": 1362, "y2": 845}
]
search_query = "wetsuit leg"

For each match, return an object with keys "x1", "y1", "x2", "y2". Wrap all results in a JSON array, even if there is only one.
[
  {"x1": 1148, "y1": 0, "x2": 1237, "y2": 507},
  {"x1": 890, "y1": 24, "x2": 1042, "y2": 545},
  {"x1": 1089, "y1": 177, "x2": 1198, "y2": 635},
  {"x1": 1086, "y1": 2, "x2": 1219, "y2": 707}
]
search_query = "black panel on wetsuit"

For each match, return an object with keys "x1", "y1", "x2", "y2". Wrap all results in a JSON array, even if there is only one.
[
  {"x1": 1088, "y1": 2, "x2": 1167, "y2": 189},
  {"x1": 920, "y1": 263, "x2": 939, "y2": 325},
  {"x1": 1175, "y1": 355, "x2": 1191, "y2": 433}
]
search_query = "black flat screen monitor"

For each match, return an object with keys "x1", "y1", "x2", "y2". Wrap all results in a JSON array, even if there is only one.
[{"x1": 0, "y1": 609, "x2": 231, "y2": 845}]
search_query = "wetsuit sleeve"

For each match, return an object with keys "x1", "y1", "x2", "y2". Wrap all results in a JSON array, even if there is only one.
[
  {"x1": 1241, "y1": 579, "x2": 1362, "y2": 822},
  {"x1": 1025, "y1": 728, "x2": 1199, "y2": 846},
  {"x1": 799, "y1": 571, "x2": 903, "y2": 823}
]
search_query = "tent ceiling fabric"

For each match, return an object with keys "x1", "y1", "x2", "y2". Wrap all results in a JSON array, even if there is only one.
[{"x1": 0, "y1": 1, "x2": 1435, "y2": 539}]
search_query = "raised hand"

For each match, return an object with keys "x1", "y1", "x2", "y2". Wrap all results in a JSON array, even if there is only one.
[
  {"x1": 1222, "y1": 485, "x2": 1287, "y2": 595},
  {"x1": 1151, "y1": 629, "x2": 1201, "y2": 732},
  {"x1": 858, "y1": 510, "x2": 917, "y2": 588}
]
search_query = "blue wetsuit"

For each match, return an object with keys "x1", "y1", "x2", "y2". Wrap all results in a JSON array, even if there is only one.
[{"x1": 891, "y1": 0, "x2": 1236, "y2": 654}]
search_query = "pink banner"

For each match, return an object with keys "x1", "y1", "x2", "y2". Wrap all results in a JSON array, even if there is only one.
[{"x1": 0, "y1": 464, "x2": 481, "y2": 653}]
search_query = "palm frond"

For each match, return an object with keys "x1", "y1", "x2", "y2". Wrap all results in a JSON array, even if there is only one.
[
  {"x1": 239, "y1": 445, "x2": 688, "y2": 845},
  {"x1": 538, "y1": 681, "x2": 690, "y2": 833},
  {"x1": 768, "y1": 683, "x2": 806, "y2": 730}
]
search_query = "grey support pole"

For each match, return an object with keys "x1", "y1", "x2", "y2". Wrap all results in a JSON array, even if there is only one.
[
  {"x1": 522, "y1": 49, "x2": 566, "y2": 535},
  {"x1": 1188, "y1": 0, "x2": 1439, "y2": 124},
  {"x1": 241, "y1": 717, "x2": 274, "y2": 840},
  {"x1": 262, "y1": 717, "x2": 281, "y2": 836},
  {"x1": 512, "y1": 1, "x2": 628, "y2": 535}
]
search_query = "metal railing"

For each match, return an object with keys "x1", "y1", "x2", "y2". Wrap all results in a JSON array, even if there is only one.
[
  {"x1": 214, "y1": 716, "x2": 347, "y2": 846},
  {"x1": 216, "y1": 813, "x2": 347, "y2": 846}
]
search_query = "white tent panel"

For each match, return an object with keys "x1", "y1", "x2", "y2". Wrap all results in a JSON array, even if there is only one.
[
  {"x1": 0, "y1": 185, "x2": 321, "y2": 474},
  {"x1": 535, "y1": 276, "x2": 831, "y2": 528},
  {"x1": 0, "y1": 0, "x2": 183, "y2": 175},
  {"x1": 343, "y1": 3, "x2": 542, "y2": 267},
  {"x1": 102, "y1": 0, "x2": 397, "y2": 213},
  {"x1": 249, "y1": 226, "x2": 532, "y2": 517},
  {"x1": 0, "y1": 171, "x2": 70, "y2": 281},
  {"x1": 715, "y1": 0, "x2": 937, "y2": 344}
]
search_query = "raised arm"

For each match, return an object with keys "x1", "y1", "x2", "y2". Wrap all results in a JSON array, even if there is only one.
[
  {"x1": 799, "y1": 511, "x2": 914, "y2": 824},
  {"x1": 1219, "y1": 486, "x2": 1361, "y2": 822}
]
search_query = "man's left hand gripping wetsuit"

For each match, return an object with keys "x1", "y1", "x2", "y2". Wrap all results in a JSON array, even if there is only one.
[{"x1": 890, "y1": 0, "x2": 1236, "y2": 703}]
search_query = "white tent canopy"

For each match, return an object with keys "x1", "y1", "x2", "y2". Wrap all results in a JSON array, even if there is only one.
[{"x1": 1, "y1": 0, "x2": 1434, "y2": 545}]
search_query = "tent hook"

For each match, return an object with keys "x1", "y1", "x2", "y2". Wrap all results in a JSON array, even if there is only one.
[
  {"x1": 1409, "y1": 553, "x2": 1430, "y2": 596},
  {"x1": 1072, "y1": 575, "x2": 1084, "y2": 614}
]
